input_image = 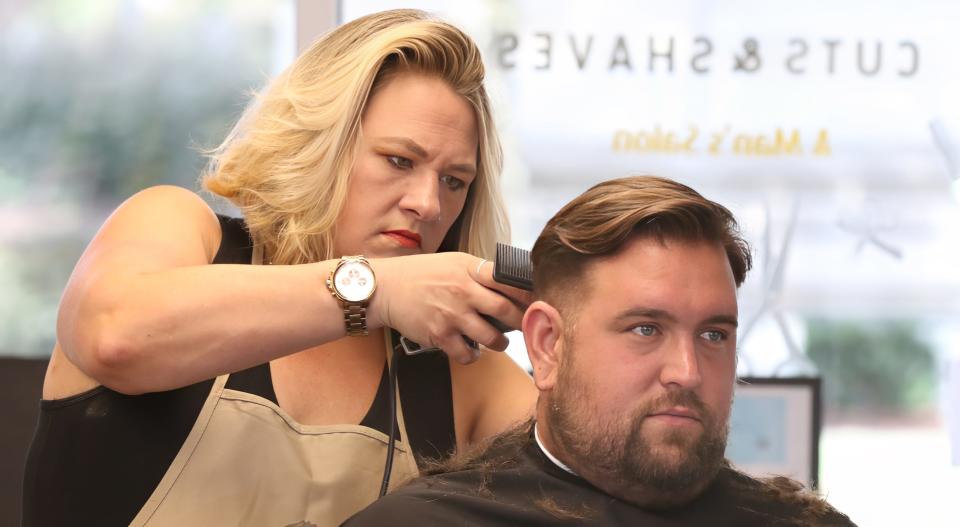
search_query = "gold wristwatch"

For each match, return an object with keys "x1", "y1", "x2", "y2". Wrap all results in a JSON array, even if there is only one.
[{"x1": 326, "y1": 255, "x2": 377, "y2": 336}]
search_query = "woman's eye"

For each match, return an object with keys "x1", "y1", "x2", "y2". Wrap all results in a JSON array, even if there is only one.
[
  {"x1": 440, "y1": 174, "x2": 466, "y2": 191},
  {"x1": 631, "y1": 325, "x2": 657, "y2": 337},
  {"x1": 387, "y1": 155, "x2": 413, "y2": 169},
  {"x1": 700, "y1": 330, "x2": 726, "y2": 343}
]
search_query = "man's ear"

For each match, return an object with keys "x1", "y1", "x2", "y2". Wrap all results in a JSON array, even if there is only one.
[{"x1": 522, "y1": 300, "x2": 565, "y2": 391}]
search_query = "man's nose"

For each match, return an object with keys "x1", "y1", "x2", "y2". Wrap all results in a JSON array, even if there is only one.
[
  {"x1": 400, "y1": 172, "x2": 441, "y2": 222},
  {"x1": 660, "y1": 338, "x2": 703, "y2": 389}
]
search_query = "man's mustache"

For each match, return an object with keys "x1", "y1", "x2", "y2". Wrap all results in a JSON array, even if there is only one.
[{"x1": 638, "y1": 390, "x2": 712, "y2": 424}]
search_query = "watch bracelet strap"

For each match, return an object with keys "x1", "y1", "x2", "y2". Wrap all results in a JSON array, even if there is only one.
[{"x1": 343, "y1": 301, "x2": 368, "y2": 336}]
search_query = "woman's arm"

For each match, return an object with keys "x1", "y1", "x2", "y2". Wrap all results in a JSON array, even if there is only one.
[
  {"x1": 55, "y1": 185, "x2": 348, "y2": 394},
  {"x1": 54, "y1": 185, "x2": 532, "y2": 396}
]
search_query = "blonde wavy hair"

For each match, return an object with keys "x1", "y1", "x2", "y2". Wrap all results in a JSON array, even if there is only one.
[{"x1": 203, "y1": 9, "x2": 508, "y2": 264}]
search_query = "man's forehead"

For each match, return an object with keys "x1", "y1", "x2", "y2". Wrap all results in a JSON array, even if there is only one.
[{"x1": 576, "y1": 237, "x2": 738, "y2": 318}]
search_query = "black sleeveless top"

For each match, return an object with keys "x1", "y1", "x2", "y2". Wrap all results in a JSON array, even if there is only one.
[{"x1": 22, "y1": 215, "x2": 456, "y2": 527}]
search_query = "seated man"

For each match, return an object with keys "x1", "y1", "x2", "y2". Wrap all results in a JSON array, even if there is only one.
[{"x1": 343, "y1": 176, "x2": 855, "y2": 526}]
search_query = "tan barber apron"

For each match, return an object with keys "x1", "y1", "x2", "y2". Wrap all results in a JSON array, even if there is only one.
[
  {"x1": 131, "y1": 245, "x2": 420, "y2": 527},
  {"x1": 129, "y1": 338, "x2": 418, "y2": 527}
]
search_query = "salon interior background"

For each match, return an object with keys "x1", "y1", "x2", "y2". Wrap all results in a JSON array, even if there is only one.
[{"x1": 2, "y1": 1, "x2": 959, "y2": 526}]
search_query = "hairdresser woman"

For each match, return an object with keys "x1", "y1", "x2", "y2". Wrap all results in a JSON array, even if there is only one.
[{"x1": 22, "y1": 9, "x2": 536, "y2": 527}]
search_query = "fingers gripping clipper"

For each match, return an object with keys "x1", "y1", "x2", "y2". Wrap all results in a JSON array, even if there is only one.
[{"x1": 399, "y1": 243, "x2": 534, "y2": 355}]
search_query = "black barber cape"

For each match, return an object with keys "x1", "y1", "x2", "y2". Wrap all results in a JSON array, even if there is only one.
[{"x1": 342, "y1": 436, "x2": 856, "y2": 527}]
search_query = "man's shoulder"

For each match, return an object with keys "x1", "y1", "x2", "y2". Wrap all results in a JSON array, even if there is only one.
[
  {"x1": 341, "y1": 484, "x2": 459, "y2": 527},
  {"x1": 712, "y1": 467, "x2": 857, "y2": 527},
  {"x1": 344, "y1": 452, "x2": 860, "y2": 527},
  {"x1": 341, "y1": 474, "x2": 544, "y2": 527},
  {"x1": 341, "y1": 444, "x2": 595, "y2": 527}
]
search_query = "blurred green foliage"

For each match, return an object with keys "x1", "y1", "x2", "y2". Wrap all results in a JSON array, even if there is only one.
[
  {"x1": 1, "y1": 1, "x2": 283, "y2": 203},
  {"x1": 806, "y1": 318, "x2": 936, "y2": 415},
  {"x1": 0, "y1": 1, "x2": 289, "y2": 357}
]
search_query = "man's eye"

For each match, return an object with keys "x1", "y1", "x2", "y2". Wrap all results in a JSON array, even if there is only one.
[
  {"x1": 632, "y1": 325, "x2": 657, "y2": 337},
  {"x1": 700, "y1": 330, "x2": 726, "y2": 343},
  {"x1": 387, "y1": 155, "x2": 413, "y2": 169},
  {"x1": 440, "y1": 174, "x2": 466, "y2": 191}
]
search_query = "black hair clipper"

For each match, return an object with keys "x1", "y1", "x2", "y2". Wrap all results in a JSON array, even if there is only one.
[{"x1": 400, "y1": 243, "x2": 533, "y2": 355}]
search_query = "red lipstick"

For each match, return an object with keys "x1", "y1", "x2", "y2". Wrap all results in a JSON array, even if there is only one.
[{"x1": 383, "y1": 230, "x2": 422, "y2": 248}]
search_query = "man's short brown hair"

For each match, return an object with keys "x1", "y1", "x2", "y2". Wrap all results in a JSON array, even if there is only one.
[{"x1": 530, "y1": 175, "x2": 752, "y2": 313}]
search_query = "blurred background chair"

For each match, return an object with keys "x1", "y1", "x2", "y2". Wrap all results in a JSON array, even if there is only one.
[{"x1": 1, "y1": 357, "x2": 47, "y2": 527}]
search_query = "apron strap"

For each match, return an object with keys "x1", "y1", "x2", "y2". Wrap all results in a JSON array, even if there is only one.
[
  {"x1": 385, "y1": 331, "x2": 421, "y2": 484},
  {"x1": 130, "y1": 374, "x2": 230, "y2": 526}
]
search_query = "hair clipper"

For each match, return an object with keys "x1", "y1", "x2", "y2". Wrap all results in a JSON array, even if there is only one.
[{"x1": 400, "y1": 243, "x2": 533, "y2": 355}]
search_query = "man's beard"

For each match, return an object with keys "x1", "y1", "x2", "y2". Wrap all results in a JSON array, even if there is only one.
[{"x1": 547, "y1": 351, "x2": 729, "y2": 508}]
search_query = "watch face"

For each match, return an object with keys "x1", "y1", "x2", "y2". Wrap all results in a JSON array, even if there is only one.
[{"x1": 334, "y1": 260, "x2": 376, "y2": 302}]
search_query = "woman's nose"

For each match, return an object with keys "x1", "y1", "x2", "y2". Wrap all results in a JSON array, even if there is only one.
[{"x1": 400, "y1": 173, "x2": 441, "y2": 222}]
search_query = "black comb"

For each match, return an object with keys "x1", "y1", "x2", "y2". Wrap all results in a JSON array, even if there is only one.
[
  {"x1": 493, "y1": 242, "x2": 533, "y2": 291},
  {"x1": 400, "y1": 243, "x2": 534, "y2": 354},
  {"x1": 480, "y1": 243, "x2": 534, "y2": 333}
]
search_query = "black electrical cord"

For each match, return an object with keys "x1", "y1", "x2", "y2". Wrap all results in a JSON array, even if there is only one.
[{"x1": 378, "y1": 345, "x2": 401, "y2": 497}]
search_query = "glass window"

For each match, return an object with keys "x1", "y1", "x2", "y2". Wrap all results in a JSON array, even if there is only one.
[
  {"x1": 337, "y1": 1, "x2": 960, "y2": 525},
  {"x1": 0, "y1": 0, "x2": 295, "y2": 358}
]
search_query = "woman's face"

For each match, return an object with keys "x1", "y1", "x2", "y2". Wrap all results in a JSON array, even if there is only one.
[{"x1": 333, "y1": 72, "x2": 479, "y2": 258}]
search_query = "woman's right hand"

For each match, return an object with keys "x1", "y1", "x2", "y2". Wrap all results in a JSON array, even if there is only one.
[{"x1": 369, "y1": 252, "x2": 533, "y2": 365}]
